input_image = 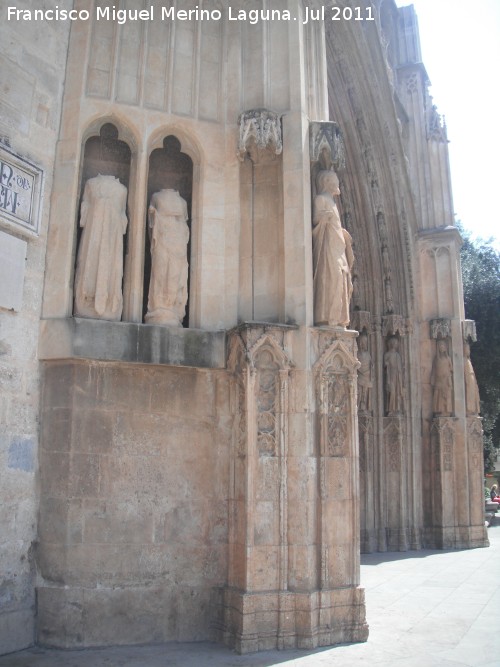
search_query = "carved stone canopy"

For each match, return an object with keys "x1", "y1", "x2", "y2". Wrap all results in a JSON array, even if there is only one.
[
  {"x1": 430, "y1": 318, "x2": 451, "y2": 340},
  {"x1": 382, "y1": 314, "x2": 407, "y2": 338},
  {"x1": 309, "y1": 121, "x2": 346, "y2": 171},
  {"x1": 351, "y1": 310, "x2": 371, "y2": 334},
  {"x1": 462, "y1": 319, "x2": 477, "y2": 343},
  {"x1": 237, "y1": 109, "x2": 283, "y2": 162}
]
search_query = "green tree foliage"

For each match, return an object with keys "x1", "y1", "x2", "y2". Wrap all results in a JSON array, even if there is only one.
[{"x1": 459, "y1": 228, "x2": 500, "y2": 471}]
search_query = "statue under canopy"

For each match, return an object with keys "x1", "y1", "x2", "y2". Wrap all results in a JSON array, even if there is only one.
[
  {"x1": 431, "y1": 339, "x2": 454, "y2": 416},
  {"x1": 463, "y1": 342, "x2": 480, "y2": 416},
  {"x1": 312, "y1": 169, "x2": 354, "y2": 327}
]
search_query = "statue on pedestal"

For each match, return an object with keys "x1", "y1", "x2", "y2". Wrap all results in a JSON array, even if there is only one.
[
  {"x1": 145, "y1": 189, "x2": 189, "y2": 327},
  {"x1": 357, "y1": 332, "x2": 372, "y2": 412},
  {"x1": 431, "y1": 339, "x2": 453, "y2": 416},
  {"x1": 312, "y1": 170, "x2": 354, "y2": 328},
  {"x1": 384, "y1": 336, "x2": 404, "y2": 415},
  {"x1": 74, "y1": 174, "x2": 128, "y2": 321},
  {"x1": 463, "y1": 342, "x2": 480, "y2": 416}
]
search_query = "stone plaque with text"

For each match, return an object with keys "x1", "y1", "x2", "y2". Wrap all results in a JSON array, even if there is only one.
[{"x1": 0, "y1": 145, "x2": 42, "y2": 235}]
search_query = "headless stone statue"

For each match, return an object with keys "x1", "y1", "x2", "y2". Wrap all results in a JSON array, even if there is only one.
[
  {"x1": 145, "y1": 189, "x2": 189, "y2": 327},
  {"x1": 431, "y1": 339, "x2": 453, "y2": 416},
  {"x1": 384, "y1": 336, "x2": 404, "y2": 415},
  {"x1": 74, "y1": 174, "x2": 128, "y2": 321},
  {"x1": 357, "y1": 332, "x2": 372, "y2": 412},
  {"x1": 312, "y1": 170, "x2": 354, "y2": 327},
  {"x1": 464, "y1": 342, "x2": 480, "y2": 416}
]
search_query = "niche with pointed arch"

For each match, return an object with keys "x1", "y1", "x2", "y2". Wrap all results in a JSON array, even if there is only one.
[{"x1": 73, "y1": 123, "x2": 131, "y2": 321}]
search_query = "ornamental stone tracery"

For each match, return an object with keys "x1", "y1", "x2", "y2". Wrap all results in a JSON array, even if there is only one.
[{"x1": 237, "y1": 109, "x2": 283, "y2": 162}]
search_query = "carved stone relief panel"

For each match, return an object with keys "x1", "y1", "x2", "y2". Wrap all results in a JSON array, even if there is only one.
[
  {"x1": 442, "y1": 423, "x2": 454, "y2": 473},
  {"x1": 255, "y1": 349, "x2": 279, "y2": 457},
  {"x1": 384, "y1": 417, "x2": 402, "y2": 473},
  {"x1": 237, "y1": 375, "x2": 247, "y2": 459},
  {"x1": 467, "y1": 418, "x2": 483, "y2": 470},
  {"x1": 431, "y1": 418, "x2": 455, "y2": 473},
  {"x1": 405, "y1": 72, "x2": 419, "y2": 95},
  {"x1": 314, "y1": 334, "x2": 359, "y2": 459},
  {"x1": 327, "y1": 375, "x2": 349, "y2": 457}
]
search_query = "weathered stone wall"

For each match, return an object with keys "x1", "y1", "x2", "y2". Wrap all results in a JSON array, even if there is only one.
[
  {"x1": 37, "y1": 360, "x2": 231, "y2": 648},
  {"x1": 0, "y1": 2, "x2": 70, "y2": 654}
]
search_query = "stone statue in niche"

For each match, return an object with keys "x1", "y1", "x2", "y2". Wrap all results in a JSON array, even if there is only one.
[
  {"x1": 145, "y1": 189, "x2": 189, "y2": 327},
  {"x1": 384, "y1": 336, "x2": 404, "y2": 415},
  {"x1": 74, "y1": 174, "x2": 128, "y2": 321},
  {"x1": 431, "y1": 339, "x2": 453, "y2": 416},
  {"x1": 357, "y1": 332, "x2": 372, "y2": 412},
  {"x1": 463, "y1": 342, "x2": 480, "y2": 416},
  {"x1": 312, "y1": 170, "x2": 354, "y2": 327}
]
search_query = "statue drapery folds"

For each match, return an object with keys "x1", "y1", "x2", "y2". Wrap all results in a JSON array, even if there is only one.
[{"x1": 312, "y1": 170, "x2": 354, "y2": 328}]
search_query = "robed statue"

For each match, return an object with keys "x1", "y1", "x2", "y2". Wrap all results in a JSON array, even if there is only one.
[
  {"x1": 74, "y1": 175, "x2": 128, "y2": 321},
  {"x1": 312, "y1": 170, "x2": 354, "y2": 327},
  {"x1": 145, "y1": 189, "x2": 189, "y2": 327}
]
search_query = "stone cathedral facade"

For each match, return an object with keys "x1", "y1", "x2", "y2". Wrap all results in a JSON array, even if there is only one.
[{"x1": 0, "y1": 0, "x2": 487, "y2": 656}]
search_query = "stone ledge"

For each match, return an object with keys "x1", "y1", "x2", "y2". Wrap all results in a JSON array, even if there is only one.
[{"x1": 38, "y1": 318, "x2": 226, "y2": 369}]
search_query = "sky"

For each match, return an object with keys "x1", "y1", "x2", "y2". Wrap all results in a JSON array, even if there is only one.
[{"x1": 395, "y1": 0, "x2": 500, "y2": 248}]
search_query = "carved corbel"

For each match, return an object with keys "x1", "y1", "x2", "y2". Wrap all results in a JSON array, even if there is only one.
[
  {"x1": 309, "y1": 121, "x2": 346, "y2": 171},
  {"x1": 382, "y1": 314, "x2": 406, "y2": 338},
  {"x1": 462, "y1": 319, "x2": 477, "y2": 343},
  {"x1": 430, "y1": 318, "x2": 451, "y2": 340},
  {"x1": 237, "y1": 109, "x2": 282, "y2": 162},
  {"x1": 351, "y1": 310, "x2": 371, "y2": 334}
]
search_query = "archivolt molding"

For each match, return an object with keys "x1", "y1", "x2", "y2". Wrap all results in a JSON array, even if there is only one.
[{"x1": 327, "y1": 41, "x2": 413, "y2": 320}]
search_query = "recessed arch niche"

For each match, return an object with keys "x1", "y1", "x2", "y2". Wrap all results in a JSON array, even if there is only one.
[
  {"x1": 144, "y1": 135, "x2": 193, "y2": 327},
  {"x1": 74, "y1": 122, "x2": 132, "y2": 319}
]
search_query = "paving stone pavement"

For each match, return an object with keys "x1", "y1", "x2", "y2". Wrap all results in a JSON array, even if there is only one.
[{"x1": 2, "y1": 524, "x2": 499, "y2": 667}]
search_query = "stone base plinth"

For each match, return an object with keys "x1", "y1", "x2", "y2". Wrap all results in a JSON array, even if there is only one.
[
  {"x1": 423, "y1": 525, "x2": 489, "y2": 550},
  {"x1": 212, "y1": 587, "x2": 368, "y2": 654}
]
